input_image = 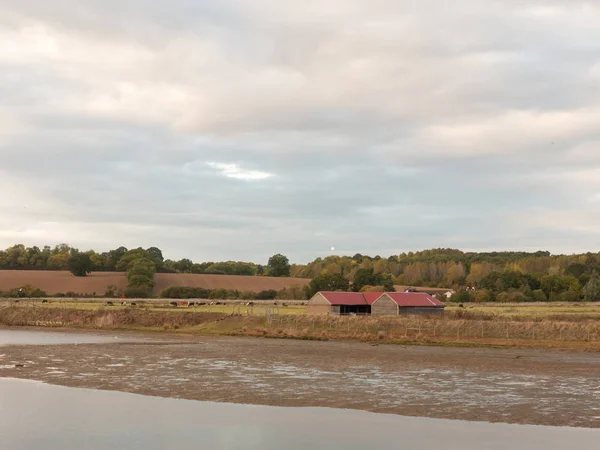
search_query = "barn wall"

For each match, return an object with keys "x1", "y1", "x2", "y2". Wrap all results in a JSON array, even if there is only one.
[
  {"x1": 307, "y1": 293, "x2": 332, "y2": 315},
  {"x1": 371, "y1": 295, "x2": 398, "y2": 316}
]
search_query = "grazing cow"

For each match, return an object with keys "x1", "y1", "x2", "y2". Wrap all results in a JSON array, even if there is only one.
[
  {"x1": 247, "y1": 302, "x2": 254, "y2": 307},
  {"x1": 170, "y1": 301, "x2": 178, "y2": 307},
  {"x1": 122, "y1": 301, "x2": 128, "y2": 306},
  {"x1": 209, "y1": 302, "x2": 215, "y2": 306},
  {"x1": 459, "y1": 304, "x2": 464, "y2": 308},
  {"x1": 273, "y1": 302, "x2": 278, "y2": 306},
  {"x1": 198, "y1": 302, "x2": 206, "y2": 306},
  {"x1": 41, "y1": 300, "x2": 48, "y2": 304},
  {"x1": 282, "y1": 303, "x2": 288, "y2": 307},
  {"x1": 106, "y1": 301, "x2": 114, "y2": 306},
  {"x1": 187, "y1": 301, "x2": 195, "y2": 307},
  {"x1": 131, "y1": 302, "x2": 137, "y2": 306},
  {"x1": 215, "y1": 302, "x2": 222, "y2": 305}
]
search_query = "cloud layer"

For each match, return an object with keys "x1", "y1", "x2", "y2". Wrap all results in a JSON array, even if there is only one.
[{"x1": 1, "y1": 0, "x2": 600, "y2": 262}]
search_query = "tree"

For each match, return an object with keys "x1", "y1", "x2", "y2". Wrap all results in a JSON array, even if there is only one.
[
  {"x1": 68, "y1": 252, "x2": 94, "y2": 277},
  {"x1": 267, "y1": 254, "x2": 291, "y2": 277},
  {"x1": 583, "y1": 271, "x2": 600, "y2": 302},
  {"x1": 352, "y1": 268, "x2": 378, "y2": 292},
  {"x1": 308, "y1": 273, "x2": 349, "y2": 297}
]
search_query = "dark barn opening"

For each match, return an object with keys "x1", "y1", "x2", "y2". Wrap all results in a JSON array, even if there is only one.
[{"x1": 340, "y1": 305, "x2": 371, "y2": 315}]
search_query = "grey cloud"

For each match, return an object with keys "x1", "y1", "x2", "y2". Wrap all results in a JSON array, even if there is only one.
[{"x1": 1, "y1": 0, "x2": 600, "y2": 262}]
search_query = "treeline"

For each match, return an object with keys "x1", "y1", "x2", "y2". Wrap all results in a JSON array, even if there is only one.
[
  {"x1": 0, "y1": 244, "x2": 291, "y2": 277},
  {"x1": 3, "y1": 245, "x2": 600, "y2": 301}
]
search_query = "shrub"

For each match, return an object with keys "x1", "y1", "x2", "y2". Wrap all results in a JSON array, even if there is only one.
[
  {"x1": 161, "y1": 286, "x2": 211, "y2": 299},
  {"x1": 9, "y1": 285, "x2": 47, "y2": 298},
  {"x1": 532, "y1": 289, "x2": 547, "y2": 302},
  {"x1": 256, "y1": 289, "x2": 278, "y2": 300},
  {"x1": 124, "y1": 286, "x2": 152, "y2": 299},
  {"x1": 497, "y1": 290, "x2": 529, "y2": 303}
]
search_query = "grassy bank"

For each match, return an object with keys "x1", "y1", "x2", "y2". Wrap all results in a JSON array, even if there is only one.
[{"x1": 1, "y1": 304, "x2": 599, "y2": 350}]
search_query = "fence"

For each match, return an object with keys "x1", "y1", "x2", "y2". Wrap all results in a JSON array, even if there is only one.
[{"x1": 265, "y1": 315, "x2": 600, "y2": 343}]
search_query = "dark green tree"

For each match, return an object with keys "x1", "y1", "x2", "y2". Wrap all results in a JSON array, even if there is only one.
[
  {"x1": 267, "y1": 254, "x2": 291, "y2": 277},
  {"x1": 352, "y1": 268, "x2": 378, "y2": 292},
  {"x1": 68, "y1": 252, "x2": 94, "y2": 277},
  {"x1": 308, "y1": 273, "x2": 349, "y2": 297}
]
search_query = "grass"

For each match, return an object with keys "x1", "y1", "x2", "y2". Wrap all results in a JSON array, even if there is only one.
[{"x1": 2, "y1": 302, "x2": 599, "y2": 351}]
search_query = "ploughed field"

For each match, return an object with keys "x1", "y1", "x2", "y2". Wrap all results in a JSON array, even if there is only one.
[
  {"x1": 0, "y1": 270, "x2": 310, "y2": 295},
  {"x1": 1, "y1": 333, "x2": 598, "y2": 428}
]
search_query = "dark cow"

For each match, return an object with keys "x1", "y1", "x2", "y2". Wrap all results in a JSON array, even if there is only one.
[
  {"x1": 106, "y1": 301, "x2": 114, "y2": 306},
  {"x1": 41, "y1": 300, "x2": 48, "y2": 304},
  {"x1": 131, "y1": 302, "x2": 137, "y2": 306},
  {"x1": 170, "y1": 301, "x2": 178, "y2": 307}
]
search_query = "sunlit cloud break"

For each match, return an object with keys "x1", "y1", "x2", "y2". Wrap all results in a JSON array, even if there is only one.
[{"x1": 206, "y1": 162, "x2": 274, "y2": 181}]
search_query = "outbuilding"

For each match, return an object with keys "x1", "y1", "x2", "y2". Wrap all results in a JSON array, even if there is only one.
[
  {"x1": 371, "y1": 292, "x2": 445, "y2": 316},
  {"x1": 307, "y1": 292, "x2": 375, "y2": 315}
]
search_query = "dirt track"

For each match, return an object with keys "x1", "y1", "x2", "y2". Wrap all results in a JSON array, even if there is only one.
[{"x1": 1, "y1": 333, "x2": 599, "y2": 428}]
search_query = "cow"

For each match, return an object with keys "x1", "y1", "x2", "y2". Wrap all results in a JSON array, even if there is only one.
[
  {"x1": 197, "y1": 302, "x2": 207, "y2": 306},
  {"x1": 187, "y1": 301, "x2": 196, "y2": 307},
  {"x1": 122, "y1": 301, "x2": 128, "y2": 306},
  {"x1": 41, "y1": 300, "x2": 48, "y2": 304},
  {"x1": 106, "y1": 301, "x2": 114, "y2": 306},
  {"x1": 170, "y1": 301, "x2": 178, "y2": 308},
  {"x1": 131, "y1": 302, "x2": 137, "y2": 306}
]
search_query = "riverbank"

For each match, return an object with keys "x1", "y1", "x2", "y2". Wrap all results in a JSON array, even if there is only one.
[
  {"x1": 1, "y1": 330, "x2": 599, "y2": 428},
  {"x1": 1, "y1": 305, "x2": 599, "y2": 350}
]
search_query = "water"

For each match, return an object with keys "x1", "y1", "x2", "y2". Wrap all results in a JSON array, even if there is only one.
[
  {"x1": 0, "y1": 378, "x2": 598, "y2": 450},
  {"x1": 0, "y1": 329, "x2": 147, "y2": 346}
]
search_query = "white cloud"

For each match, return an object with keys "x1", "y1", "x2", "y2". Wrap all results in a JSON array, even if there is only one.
[{"x1": 206, "y1": 162, "x2": 274, "y2": 181}]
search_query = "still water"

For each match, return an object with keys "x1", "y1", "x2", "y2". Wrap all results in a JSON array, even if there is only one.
[
  {"x1": 0, "y1": 378, "x2": 598, "y2": 450},
  {"x1": 0, "y1": 329, "x2": 149, "y2": 346}
]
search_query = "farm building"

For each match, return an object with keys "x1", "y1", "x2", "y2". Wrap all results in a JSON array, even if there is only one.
[
  {"x1": 371, "y1": 292, "x2": 445, "y2": 316},
  {"x1": 307, "y1": 292, "x2": 372, "y2": 315},
  {"x1": 307, "y1": 291, "x2": 445, "y2": 316}
]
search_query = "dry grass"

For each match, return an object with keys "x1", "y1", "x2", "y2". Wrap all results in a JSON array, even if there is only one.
[{"x1": 2, "y1": 304, "x2": 600, "y2": 350}]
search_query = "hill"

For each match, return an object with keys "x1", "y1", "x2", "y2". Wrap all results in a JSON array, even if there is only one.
[{"x1": 0, "y1": 271, "x2": 310, "y2": 296}]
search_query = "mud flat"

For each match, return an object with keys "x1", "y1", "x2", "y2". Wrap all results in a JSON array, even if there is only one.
[{"x1": 1, "y1": 330, "x2": 599, "y2": 428}]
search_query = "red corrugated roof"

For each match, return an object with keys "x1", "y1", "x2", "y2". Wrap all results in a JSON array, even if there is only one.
[
  {"x1": 319, "y1": 292, "x2": 369, "y2": 305},
  {"x1": 384, "y1": 292, "x2": 445, "y2": 307},
  {"x1": 362, "y1": 292, "x2": 385, "y2": 305}
]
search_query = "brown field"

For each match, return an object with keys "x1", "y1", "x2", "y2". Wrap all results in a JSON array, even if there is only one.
[{"x1": 0, "y1": 270, "x2": 310, "y2": 295}]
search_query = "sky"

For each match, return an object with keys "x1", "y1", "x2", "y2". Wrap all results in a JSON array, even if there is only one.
[{"x1": 1, "y1": 0, "x2": 600, "y2": 264}]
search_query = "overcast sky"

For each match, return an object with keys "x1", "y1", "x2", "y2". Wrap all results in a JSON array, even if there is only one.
[{"x1": 1, "y1": 1, "x2": 600, "y2": 263}]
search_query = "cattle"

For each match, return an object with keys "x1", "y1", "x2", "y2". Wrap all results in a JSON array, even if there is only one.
[
  {"x1": 245, "y1": 302, "x2": 255, "y2": 307},
  {"x1": 273, "y1": 302, "x2": 278, "y2": 306},
  {"x1": 14, "y1": 299, "x2": 19, "y2": 303},
  {"x1": 122, "y1": 301, "x2": 128, "y2": 306},
  {"x1": 41, "y1": 300, "x2": 48, "y2": 304},
  {"x1": 459, "y1": 304, "x2": 465, "y2": 308},
  {"x1": 187, "y1": 301, "x2": 196, "y2": 307},
  {"x1": 197, "y1": 302, "x2": 206, "y2": 306},
  {"x1": 131, "y1": 302, "x2": 137, "y2": 306},
  {"x1": 282, "y1": 303, "x2": 288, "y2": 308},
  {"x1": 215, "y1": 302, "x2": 222, "y2": 305},
  {"x1": 209, "y1": 302, "x2": 215, "y2": 306},
  {"x1": 106, "y1": 301, "x2": 114, "y2": 306},
  {"x1": 170, "y1": 301, "x2": 178, "y2": 307}
]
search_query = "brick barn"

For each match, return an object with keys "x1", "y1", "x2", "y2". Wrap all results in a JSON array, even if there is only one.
[{"x1": 307, "y1": 291, "x2": 445, "y2": 316}]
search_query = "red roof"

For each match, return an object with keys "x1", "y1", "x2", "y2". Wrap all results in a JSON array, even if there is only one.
[
  {"x1": 318, "y1": 292, "x2": 368, "y2": 306},
  {"x1": 384, "y1": 292, "x2": 445, "y2": 307},
  {"x1": 362, "y1": 292, "x2": 385, "y2": 305}
]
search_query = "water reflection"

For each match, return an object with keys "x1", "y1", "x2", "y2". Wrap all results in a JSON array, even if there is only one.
[
  {"x1": 0, "y1": 329, "x2": 147, "y2": 346},
  {"x1": 0, "y1": 378, "x2": 598, "y2": 450}
]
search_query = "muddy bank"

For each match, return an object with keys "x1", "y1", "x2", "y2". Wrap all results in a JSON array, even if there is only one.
[{"x1": 1, "y1": 334, "x2": 599, "y2": 428}]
